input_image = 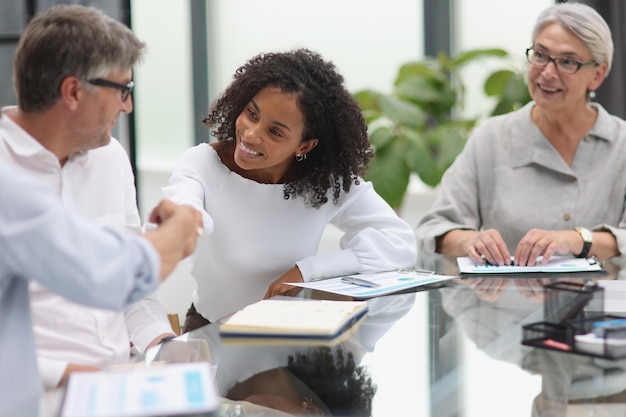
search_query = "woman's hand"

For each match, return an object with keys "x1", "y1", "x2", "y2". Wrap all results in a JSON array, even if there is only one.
[
  {"x1": 463, "y1": 229, "x2": 511, "y2": 266},
  {"x1": 514, "y1": 229, "x2": 580, "y2": 266},
  {"x1": 264, "y1": 265, "x2": 305, "y2": 299},
  {"x1": 466, "y1": 278, "x2": 509, "y2": 302},
  {"x1": 514, "y1": 278, "x2": 552, "y2": 302}
]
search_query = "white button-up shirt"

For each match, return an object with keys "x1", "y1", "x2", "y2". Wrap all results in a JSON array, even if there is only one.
[{"x1": 0, "y1": 107, "x2": 172, "y2": 389}]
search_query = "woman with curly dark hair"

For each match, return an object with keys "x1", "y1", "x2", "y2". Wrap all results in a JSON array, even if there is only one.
[
  {"x1": 224, "y1": 346, "x2": 376, "y2": 416},
  {"x1": 162, "y1": 49, "x2": 417, "y2": 331}
]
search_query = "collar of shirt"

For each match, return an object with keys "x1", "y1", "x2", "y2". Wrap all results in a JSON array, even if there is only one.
[
  {"x1": 0, "y1": 106, "x2": 89, "y2": 168},
  {"x1": 508, "y1": 102, "x2": 615, "y2": 173}
]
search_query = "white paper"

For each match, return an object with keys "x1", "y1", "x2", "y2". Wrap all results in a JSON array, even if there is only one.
[
  {"x1": 288, "y1": 270, "x2": 455, "y2": 298},
  {"x1": 598, "y1": 280, "x2": 626, "y2": 315},
  {"x1": 457, "y1": 255, "x2": 603, "y2": 274},
  {"x1": 61, "y1": 362, "x2": 219, "y2": 417}
]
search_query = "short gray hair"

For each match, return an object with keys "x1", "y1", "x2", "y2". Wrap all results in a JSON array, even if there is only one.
[
  {"x1": 13, "y1": 4, "x2": 146, "y2": 113},
  {"x1": 531, "y1": 2, "x2": 613, "y2": 74}
]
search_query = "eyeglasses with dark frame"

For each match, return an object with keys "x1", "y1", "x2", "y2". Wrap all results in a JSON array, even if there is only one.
[
  {"x1": 86, "y1": 78, "x2": 134, "y2": 102},
  {"x1": 525, "y1": 48, "x2": 598, "y2": 74}
]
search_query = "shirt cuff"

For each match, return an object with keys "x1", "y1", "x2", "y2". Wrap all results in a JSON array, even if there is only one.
[
  {"x1": 593, "y1": 224, "x2": 624, "y2": 256},
  {"x1": 130, "y1": 321, "x2": 176, "y2": 354},
  {"x1": 37, "y1": 356, "x2": 68, "y2": 390},
  {"x1": 296, "y1": 250, "x2": 361, "y2": 281}
]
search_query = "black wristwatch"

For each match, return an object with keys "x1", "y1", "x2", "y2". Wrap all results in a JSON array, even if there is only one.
[{"x1": 575, "y1": 227, "x2": 593, "y2": 258}]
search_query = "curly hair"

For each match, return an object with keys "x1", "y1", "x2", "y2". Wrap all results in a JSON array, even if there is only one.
[
  {"x1": 202, "y1": 49, "x2": 372, "y2": 208},
  {"x1": 287, "y1": 346, "x2": 377, "y2": 416}
]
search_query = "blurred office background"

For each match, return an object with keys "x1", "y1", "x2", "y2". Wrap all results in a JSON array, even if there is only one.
[{"x1": 0, "y1": 0, "x2": 558, "y2": 208}]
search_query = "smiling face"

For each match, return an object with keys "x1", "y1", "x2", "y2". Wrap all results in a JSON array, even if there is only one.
[
  {"x1": 527, "y1": 23, "x2": 607, "y2": 115},
  {"x1": 77, "y1": 69, "x2": 134, "y2": 151},
  {"x1": 233, "y1": 86, "x2": 318, "y2": 184}
]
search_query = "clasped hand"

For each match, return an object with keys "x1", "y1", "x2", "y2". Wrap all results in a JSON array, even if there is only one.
[{"x1": 466, "y1": 228, "x2": 578, "y2": 266}]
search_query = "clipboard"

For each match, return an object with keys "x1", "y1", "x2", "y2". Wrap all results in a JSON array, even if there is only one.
[
  {"x1": 457, "y1": 255, "x2": 603, "y2": 274},
  {"x1": 287, "y1": 270, "x2": 456, "y2": 298}
]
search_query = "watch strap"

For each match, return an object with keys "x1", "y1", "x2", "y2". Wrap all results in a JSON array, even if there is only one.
[{"x1": 574, "y1": 227, "x2": 592, "y2": 258}]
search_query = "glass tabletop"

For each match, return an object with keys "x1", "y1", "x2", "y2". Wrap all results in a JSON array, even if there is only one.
[{"x1": 150, "y1": 254, "x2": 626, "y2": 417}]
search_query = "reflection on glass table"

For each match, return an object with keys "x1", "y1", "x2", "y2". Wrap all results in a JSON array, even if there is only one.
[{"x1": 132, "y1": 253, "x2": 626, "y2": 417}]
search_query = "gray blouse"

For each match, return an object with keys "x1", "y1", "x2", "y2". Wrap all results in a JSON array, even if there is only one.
[{"x1": 416, "y1": 102, "x2": 626, "y2": 255}]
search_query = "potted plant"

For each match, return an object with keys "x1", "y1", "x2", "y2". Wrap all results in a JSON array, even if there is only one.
[{"x1": 354, "y1": 48, "x2": 531, "y2": 209}]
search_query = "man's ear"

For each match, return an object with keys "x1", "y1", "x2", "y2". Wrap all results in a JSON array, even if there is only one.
[{"x1": 59, "y1": 76, "x2": 82, "y2": 111}]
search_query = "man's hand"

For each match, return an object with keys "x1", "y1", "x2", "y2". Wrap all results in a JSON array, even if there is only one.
[{"x1": 58, "y1": 363, "x2": 100, "y2": 387}]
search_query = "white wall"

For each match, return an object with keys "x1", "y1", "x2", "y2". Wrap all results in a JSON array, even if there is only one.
[
  {"x1": 455, "y1": 0, "x2": 553, "y2": 118},
  {"x1": 208, "y1": 0, "x2": 422, "y2": 100}
]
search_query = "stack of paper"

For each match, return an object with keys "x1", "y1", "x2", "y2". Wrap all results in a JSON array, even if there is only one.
[
  {"x1": 61, "y1": 362, "x2": 219, "y2": 417},
  {"x1": 219, "y1": 299, "x2": 368, "y2": 343},
  {"x1": 457, "y1": 255, "x2": 603, "y2": 274},
  {"x1": 287, "y1": 270, "x2": 455, "y2": 298}
]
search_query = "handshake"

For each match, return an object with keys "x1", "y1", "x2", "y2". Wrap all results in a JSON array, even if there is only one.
[{"x1": 144, "y1": 200, "x2": 204, "y2": 280}]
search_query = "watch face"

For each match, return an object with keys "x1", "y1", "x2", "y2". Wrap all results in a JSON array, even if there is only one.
[{"x1": 578, "y1": 227, "x2": 593, "y2": 242}]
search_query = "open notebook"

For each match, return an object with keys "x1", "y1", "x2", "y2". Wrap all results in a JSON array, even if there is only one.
[{"x1": 219, "y1": 299, "x2": 368, "y2": 342}]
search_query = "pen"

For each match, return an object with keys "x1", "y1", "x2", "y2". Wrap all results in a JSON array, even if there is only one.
[
  {"x1": 341, "y1": 277, "x2": 381, "y2": 288},
  {"x1": 481, "y1": 256, "x2": 515, "y2": 266}
]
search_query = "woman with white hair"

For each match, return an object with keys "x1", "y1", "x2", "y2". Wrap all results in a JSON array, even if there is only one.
[{"x1": 417, "y1": 2, "x2": 626, "y2": 267}]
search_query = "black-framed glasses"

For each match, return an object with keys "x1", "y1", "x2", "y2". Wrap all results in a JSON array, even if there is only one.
[
  {"x1": 86, "y1": 78, "x2": 134, "y2": 102},
  {"x1": 525, "y1": 48, "x2": 598, "y2": 74}
]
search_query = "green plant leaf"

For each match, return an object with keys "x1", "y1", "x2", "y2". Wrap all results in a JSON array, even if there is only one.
[
  {"x1": 491, "y1": 76, "x2": 532, "y2": 115},
  {"x1": 368, "y1": 126, "x2": 396, "y2": 150},
  {"x1": 401, "y1": 128, "x2": 441, "y2": 187},
  {"x1": 426, "y1": 125, "x2": 467, "y2": 171},
  {"x1": 395, "y1": 60, "x2": 443, "y2": 84},
  {"x1": 365, "y1": 139, "x2": 411, "y2": 209},
  {"x1": 395, "y1": 76, "x2": 443, "y2": 104},
  {"x1": 353, "y1": 89, "x2": 380, "y2": 112},
  {"x1": 450, "y1": 48, "x2": 509, "y2": 68},
  {"x1": 377, "y1": 94, "x2": 426, "y2": 129},
  {"x1": 484, "y1": 69, "x2": 517, "y2": 97}
]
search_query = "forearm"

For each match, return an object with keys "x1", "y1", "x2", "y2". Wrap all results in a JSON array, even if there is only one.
[
  {"x1": 124, "y1": 293, "x2": 176, "y2": 352},
  {"x1": 436, "y1": 229, "x2": 479, "y2": 256},
  {"x1": 59, "y1": 363, "x2": 100, "y2": 387},
  {"x1": 146, "y1": 333, "x2": 178, "y2": 349},
  {"x1": 590, "y1": 231, "x2": 619, "y2": 259}
]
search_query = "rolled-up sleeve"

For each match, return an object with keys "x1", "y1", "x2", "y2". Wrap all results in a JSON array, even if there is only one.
[
  {"x1": 1, "y1": 170, "x2": 160, "y2": 310},
  {"x1": 298, "y1": 181, "x2": 417, "y2": 281}
]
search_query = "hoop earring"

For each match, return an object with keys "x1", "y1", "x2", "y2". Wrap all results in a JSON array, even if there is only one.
[{"x1": 296, "y1": 153, "x2": 306, "y2": 162}]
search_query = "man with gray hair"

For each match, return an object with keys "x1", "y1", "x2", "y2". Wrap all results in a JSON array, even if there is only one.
[{"x1": 0, "y1": 4, "x2": 176, "y2": 388}]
